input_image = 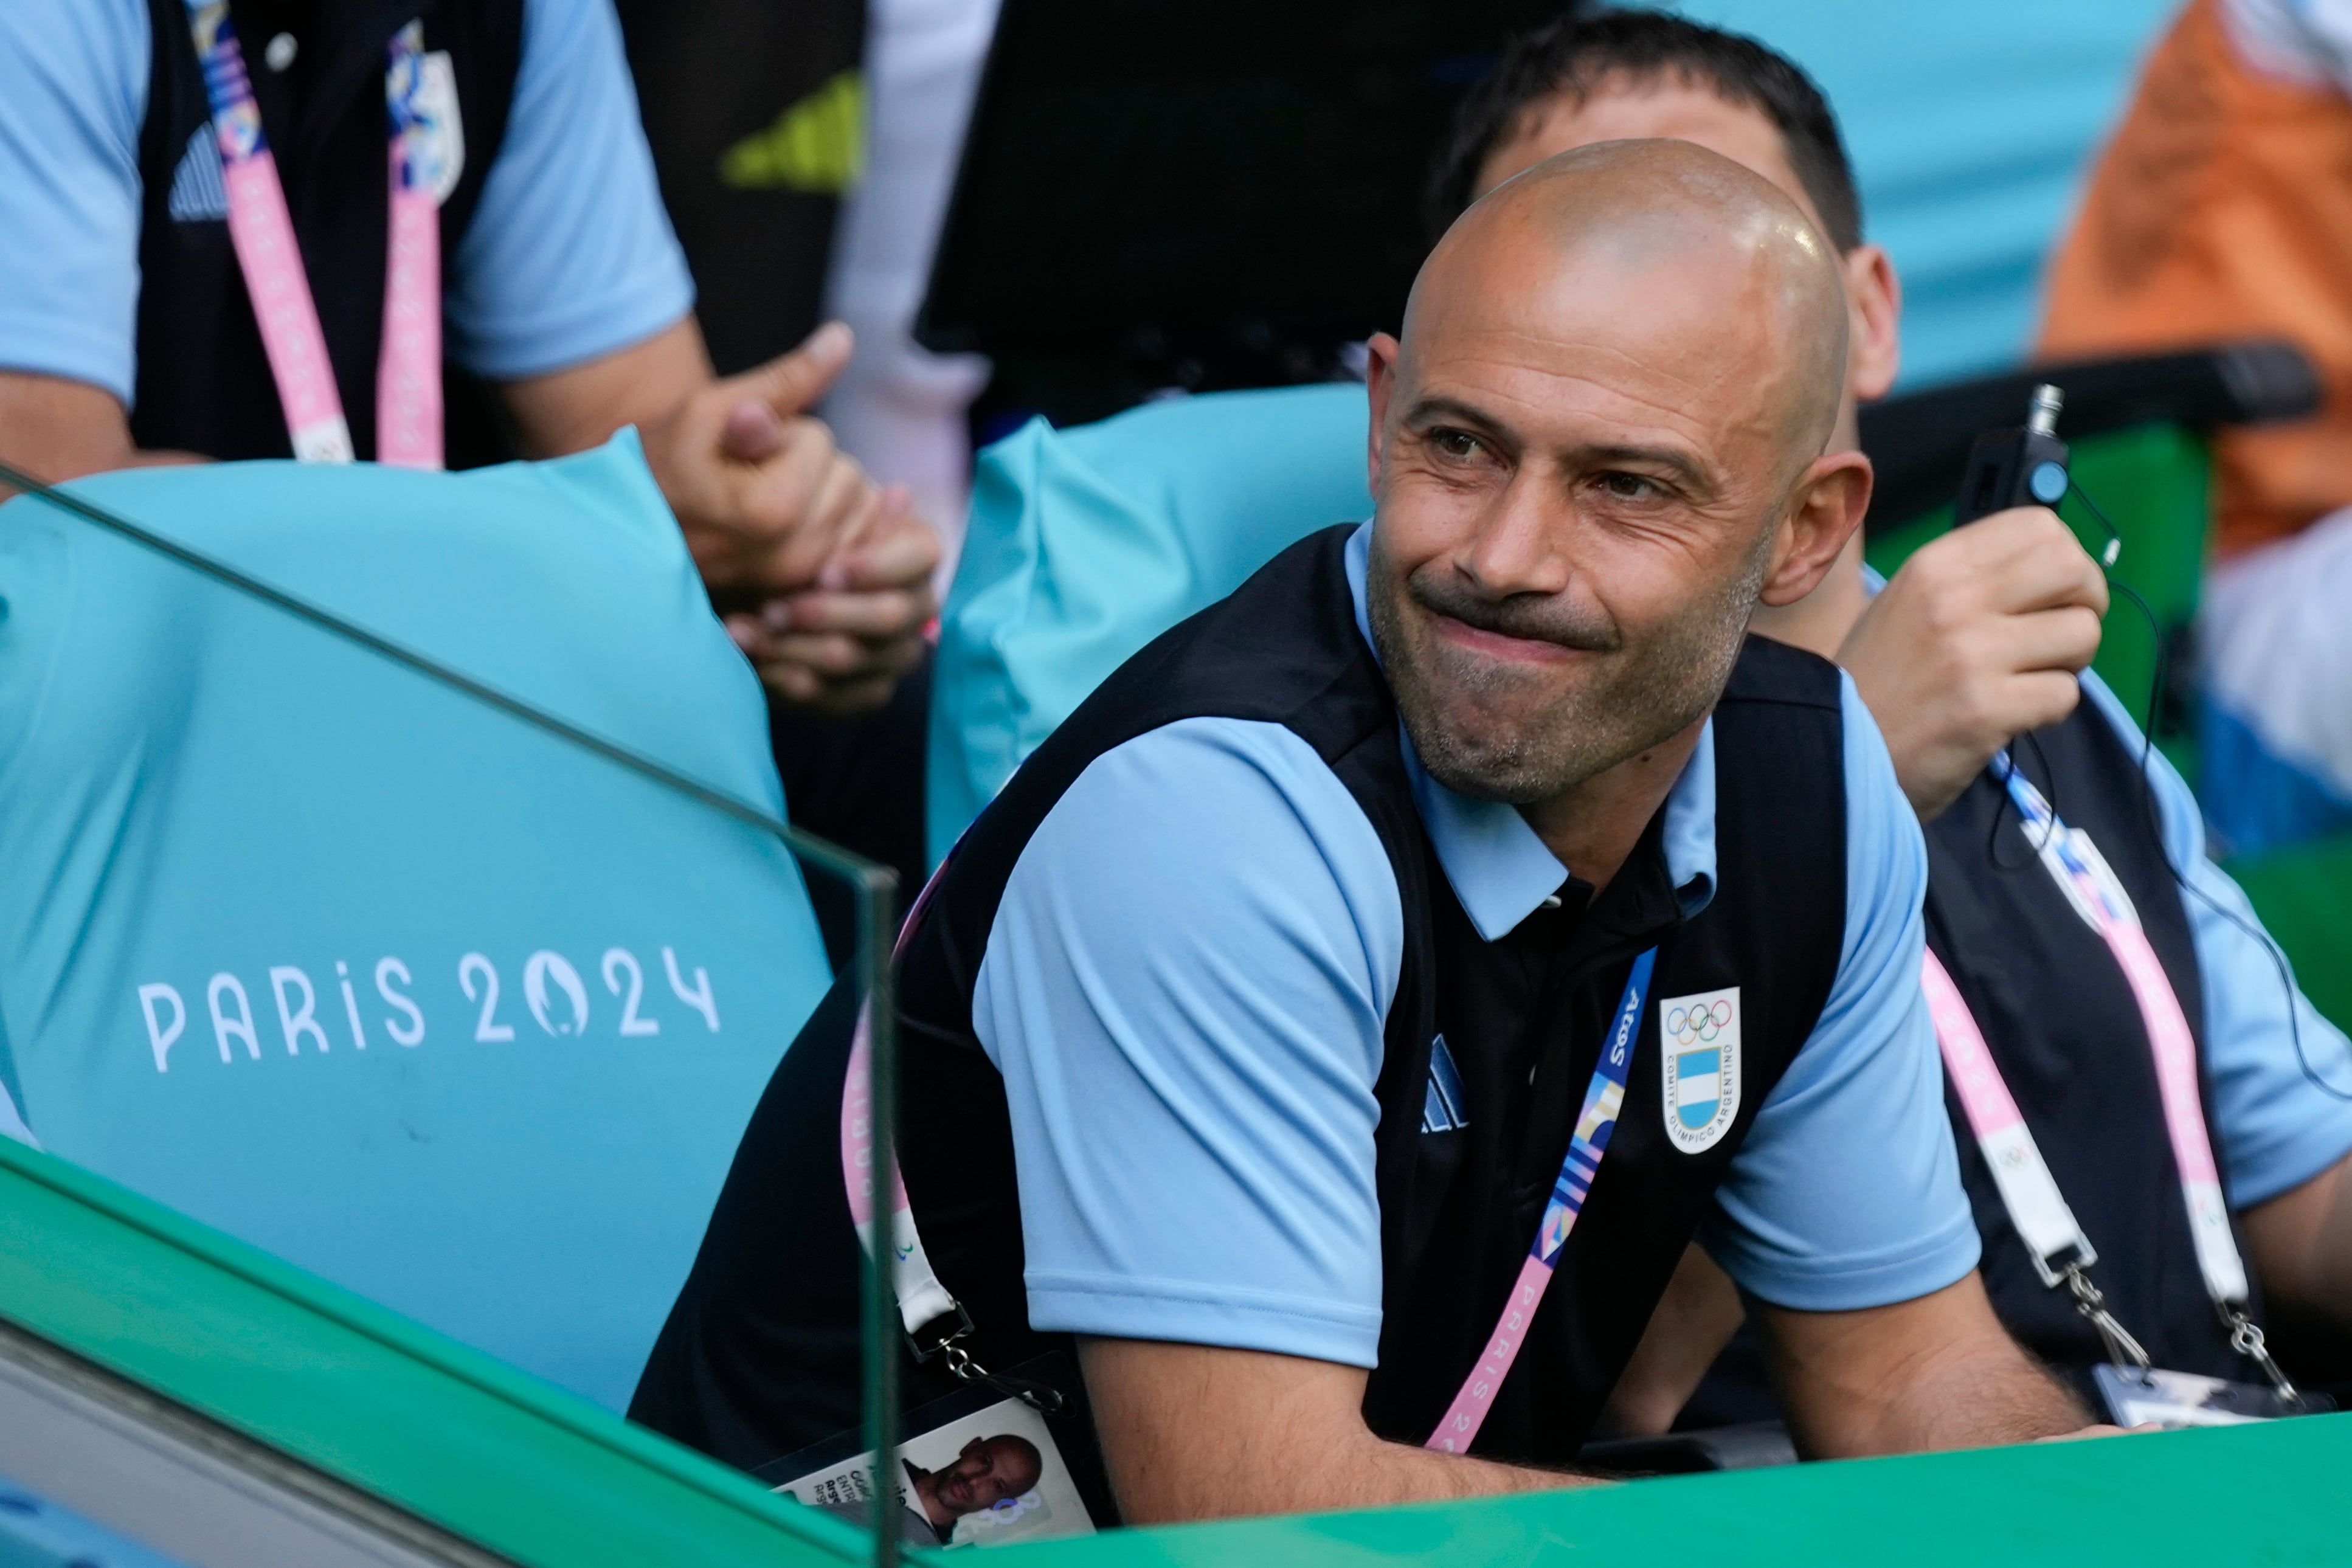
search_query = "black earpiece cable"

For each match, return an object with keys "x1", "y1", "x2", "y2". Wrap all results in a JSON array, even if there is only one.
[{"x1": 2064, "y1": 472, "x2": 2352, "y2": 1103}]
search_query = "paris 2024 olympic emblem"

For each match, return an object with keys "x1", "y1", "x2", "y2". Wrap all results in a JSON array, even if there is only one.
[{"x1": 1659, "y1": 985, "x2": 1740, "y2": 1153}]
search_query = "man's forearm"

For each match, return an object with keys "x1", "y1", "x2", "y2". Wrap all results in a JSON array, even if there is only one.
[
  {"x1": 1759, "y1": 1277, "x2": 2089, "y2": 1459},
  {"x1": 1595, "y1": 1243, "x2": 1745, "y2": 1438},
  {"x1": 0, "y1": 371, "x2": 202, "y2": 486},
  {"x1": 1161, "y1": 1431, "x2": 1592, "y2": 1523},
  {"x1": 1078, "y1": 1337, "x2": 1600, "y2": 1525},
  {"x1": 1797, "y1": 1334, "x2": 2085, "y2": 1456},
  {"x1": 497, "y1": 317, "x2": 710, "y2": 458}
]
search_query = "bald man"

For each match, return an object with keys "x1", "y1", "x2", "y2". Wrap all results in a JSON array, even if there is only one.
[
  {"x1": 1451, "y1": 10, "x2": 2352, "y2": 1440},
  {"x1": 629, "y1": 139, "x2": 2089, "y2": 1518}
]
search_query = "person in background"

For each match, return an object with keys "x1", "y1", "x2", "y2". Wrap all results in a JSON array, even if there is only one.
[
  {"x1": 1427, "y1": 9, "x2": 2352, "y2": 1435},
  {"x1": 2041, "y1": 0, "x2": 2352, "y2": 855},
  {"x1": 0, "y1": 0, "x2": 936, "y2": 719},
  {"x1": 615, "y1": 0, "x2": 977, "y2": 948},
  {"x1": 821, "y1": 0, "x2": 1001, "y2": 599},
  {"x1": 615, "y1": 0, "x2": 865, "y2": 381}
]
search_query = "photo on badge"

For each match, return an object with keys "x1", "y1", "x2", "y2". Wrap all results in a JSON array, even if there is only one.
[{"x1": 761, "y1": 1363, "x2": 1101, "y2": 1549}]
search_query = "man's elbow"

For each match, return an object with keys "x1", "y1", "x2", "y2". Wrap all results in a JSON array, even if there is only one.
[
  {"x1": 0, "y1": 370, "x2": 154, "y2": 487},
  {"x1": 1077, "y1": 1336, "x2": 1395, "y2": 1524}
]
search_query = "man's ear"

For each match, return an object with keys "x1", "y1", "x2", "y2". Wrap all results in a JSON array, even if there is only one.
[
  {"x1": 1844, "y1": 244, "x2": 1902, "y2": 404},
  {"x1": 1760, "y1": 450, "x2": 1873, "y2": 607},
  {"x1": 1364, "y1": 332, "x2": 1402, "y2": 499}
]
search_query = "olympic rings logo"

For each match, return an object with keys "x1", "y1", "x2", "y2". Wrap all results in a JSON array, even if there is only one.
[{"x1": 1665, "y1": 1000, "x2": 1733, "y2": 1048}]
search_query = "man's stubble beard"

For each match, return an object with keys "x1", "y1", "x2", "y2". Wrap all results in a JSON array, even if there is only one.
[{"x1": 1370, "y1": 525, "x2": 1774, "y2": 806}]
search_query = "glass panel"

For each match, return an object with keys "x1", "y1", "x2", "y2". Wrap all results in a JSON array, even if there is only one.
[{"x1": 0, "y1": 461, "x2": 900, "y2": 1566}]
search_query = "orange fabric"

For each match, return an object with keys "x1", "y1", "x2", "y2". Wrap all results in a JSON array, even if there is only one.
[{"x1": 2039, "y1": 0, "x2": 2352, "y2": 556}]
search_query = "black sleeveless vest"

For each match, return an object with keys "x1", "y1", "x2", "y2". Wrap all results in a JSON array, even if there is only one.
[
  {"x1": 132, "y1": 0, "x2": 523, "y2": 463},
  {"x1": 1926, "y1": 703, "x2": 2257, "y2": 1383},
  {"x1": 1682, "y1": 694, "x2": 2258, "y2": 1431},
  {"x1": 631, "y1": 527, "x2": 1852, "y2": 1473}
]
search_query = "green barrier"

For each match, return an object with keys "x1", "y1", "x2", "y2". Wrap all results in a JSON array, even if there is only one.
[
  {"x1": 1866, "y1": 424, "x2": 2210, "y2": 776},
  {"x1": 10, "y1": 1120, "x2": 2352, "y2": 1566},
  {"x1": 2228, "y1": 831, "x2": 2352, "y2": 1037},
  {"x1": 1006, "y1": 1414, "x2": 2352, "y2": 1566},
  {"x1": 0, "y1": 1133, "x2": 865, "y2": 1568}
]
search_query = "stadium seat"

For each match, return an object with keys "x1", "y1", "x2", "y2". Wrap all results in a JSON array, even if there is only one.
[
  {"x1": 2227, "y1": 832, "x2": 2352, "y2": 1037},
  {"x1": 0, "y1": 437, "x2": 832, "y2": 1412},
  {"x1": 927, "y1": 383, "x2": 1373, "y2": 865}
]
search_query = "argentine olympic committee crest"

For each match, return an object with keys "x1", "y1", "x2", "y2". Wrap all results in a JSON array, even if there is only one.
[{"x1": 1659, "y1": 985, "x2": 1741, "y2": 1153}]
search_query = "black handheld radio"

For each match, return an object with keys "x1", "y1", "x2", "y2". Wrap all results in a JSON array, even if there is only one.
[
  {"x1": 1951, "y1": 382, "x2": 2115, "y2": 567},
  {"x1": 1954, "y1": 382, "x2": 2070, "y2": 525}
]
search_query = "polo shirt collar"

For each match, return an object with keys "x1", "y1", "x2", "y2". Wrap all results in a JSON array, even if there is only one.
[{"x1": 1343, "y1": 522, "x2": 1718, "y2": 942}]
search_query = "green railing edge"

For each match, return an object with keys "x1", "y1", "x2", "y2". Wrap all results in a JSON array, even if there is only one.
[
  {"x1": 18, "y1": 1121, "x2": 2352, "y2": 1568},
  {"x1": 990, "y1": 1411, "x2": 2352, "y2": 1567},
  {"x1": 0, "y1": 1132, "x2": 884, "y2": 1568}
]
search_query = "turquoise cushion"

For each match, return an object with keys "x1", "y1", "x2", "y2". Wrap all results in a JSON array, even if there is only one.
[
  {"x1": 928, "y1": 384, "x2": 1373, "y2": 864},
  {"x1": 0, "y1": 435, "x2": 830, "y2": 1412}
]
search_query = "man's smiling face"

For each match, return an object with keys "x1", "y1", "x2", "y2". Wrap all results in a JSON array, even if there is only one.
[{"x1": 1365, "y1": 141, "x2": 1842, "y2": 806}]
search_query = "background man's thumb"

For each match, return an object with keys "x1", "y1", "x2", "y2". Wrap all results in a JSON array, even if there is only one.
[{"x1": 742, "y1": 320, "x2": 855, "y2": 420}]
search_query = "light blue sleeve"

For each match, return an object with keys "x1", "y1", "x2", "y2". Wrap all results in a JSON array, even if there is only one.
[
  {"x1": 1700, "y1": 675, "x2": 1982, "y2": 1311},
  {"x1": 444, "y1": 0, "x2": 695, "y2": 379},
  {"x1": 0, "y1": 0, "x2": 147, "y2": 402},
  {"x1": 2078, "y1": 675, "x2": 2352, "y2": 1207},
  {"x1": 970, "y1": 717, "x2": 1404, "y2": 1366}
]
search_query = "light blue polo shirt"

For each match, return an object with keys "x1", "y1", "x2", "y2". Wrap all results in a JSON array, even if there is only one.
[
  {"x1": 1842, "y1": 565, "x2": 2352, "y2": 1210},
  {"x1": 2075, "y1": 677, "x2": 2352, "y2": 1207},
  {"x1": 0, "y1": 0, "x2": 694, "y2": 402},
  {"x1": 969, "y1": 523, "x2": 1980, "y2": 1368}
]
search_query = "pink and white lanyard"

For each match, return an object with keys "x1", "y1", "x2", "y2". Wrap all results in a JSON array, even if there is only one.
[
  {"x1": 840, "y1": 861, "x2": 970, "y2": 1370},
  {"x1": 184, "y1": 2, "x2": 443, "y2": 468},
  {"x1": 839, "y1": 855, "x2": 1664, "y2": 1448},
  {"x1": 1922, "y1": 754, "x2": 2297, "y2": 1400}
]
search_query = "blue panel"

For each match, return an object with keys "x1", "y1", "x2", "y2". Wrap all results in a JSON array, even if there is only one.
[
  {"x1": 0, "y1": 438, "x2": 831, "y2": 1412},
  {"x1": 1664, "y1": 0, "x2": 2180, "y2": 386}
]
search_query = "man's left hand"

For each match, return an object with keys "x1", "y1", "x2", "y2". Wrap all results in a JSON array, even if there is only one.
[
  {"x1": 639, "y1": 321, "x2": 902, "y2": 598},
  {"x1": 724, "y1": 487, "x2": 939, "y2": 713},
  {"x1": 500, "y1": 317, "x2": 941, "y2": 713}
]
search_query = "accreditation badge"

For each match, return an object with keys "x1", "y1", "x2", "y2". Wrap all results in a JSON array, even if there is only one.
[
  {"x1": 761, "y1": 1354, "x2": 1111, "y2": 1548},
  {"x1": 2091, "y1": 1364, "x2": 2330, "y2": 1428}
]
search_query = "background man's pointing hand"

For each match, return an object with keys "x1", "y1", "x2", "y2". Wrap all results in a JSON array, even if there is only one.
[{"x1": 642, "y1": 320, "x2": 942, "y2": 712}]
